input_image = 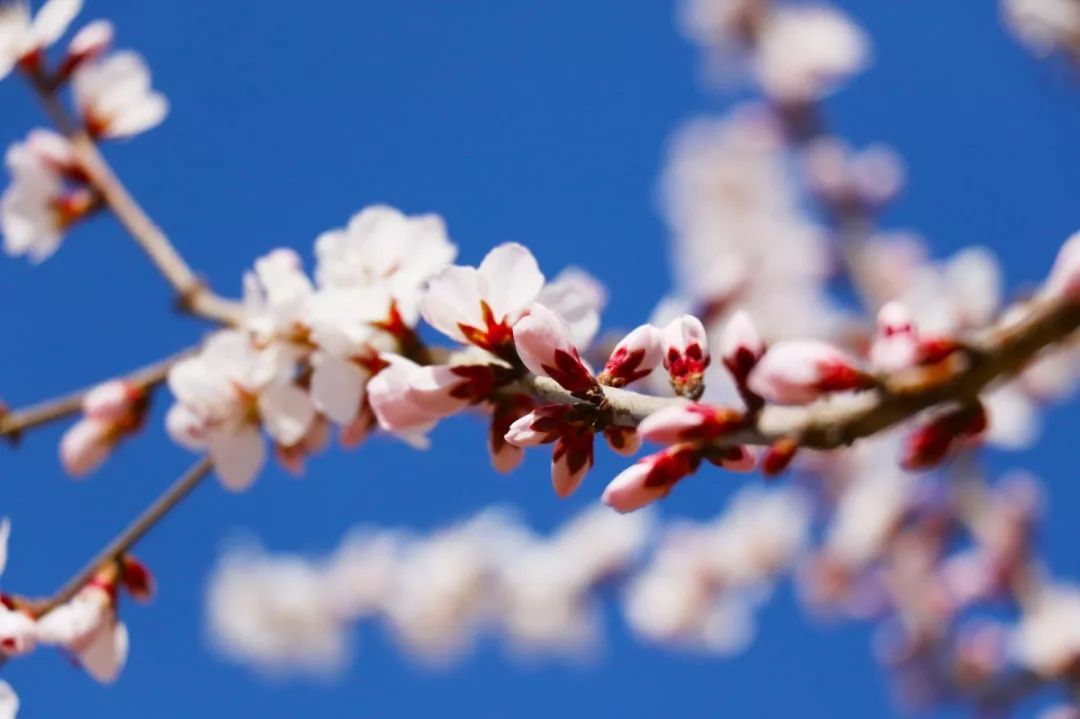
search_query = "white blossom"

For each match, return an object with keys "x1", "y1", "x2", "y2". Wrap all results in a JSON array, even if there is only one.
[{"x1": 72, "y1": 50, "x2": 168, "y2": 139}]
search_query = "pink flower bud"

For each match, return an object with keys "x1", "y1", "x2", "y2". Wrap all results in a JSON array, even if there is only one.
[
  {"x1": 367, "y1": 356, "x2": 443, "y2": 434},
  {"x1": 489, "y1": 395, "x2": 535, "y2": 474},
  {"x1": 504, "y1": 404, "x2": 572, "y2": 447},
  {"x1": 599, "y1": 324, "x2": 663, "y2": 387},
  {"x1": 551, "y1": 426, "x2": 594, "y2": 498},
  {"x1": 1046, "y1": 230, "x2": 1080, "y2": 304},
  {"x1": 720, "y1": 310, "x2": 765, "y2": 382},
  {"x1": 602, "y1": 445, "x2": 702, "y2": 513},
  {"x1": 637, "y1": 403, "x2": 745, "y2": 445},
  {"x1": 82, "y1": 379, "x2": 141, "y2": 422},
  {"x1": 748, "y1": 340, "x2": 873, "y2": 405},
  {"x1": 870, "y1": 301, "x2": 919, "y2": 373},
  {"x1": 60, "y1": 418, "x2": 113, "y2": 477},
  {"x1": 513, "y1": 303, "x2": 599, "y2": 395},
  {"x1": 662, "y1": 315, "x2": 711, "y2": 399}
]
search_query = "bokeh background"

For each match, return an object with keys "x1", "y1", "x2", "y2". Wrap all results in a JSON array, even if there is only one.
[{"x1": 1, "y1": 1, "x2": 1078, "y2": 716}]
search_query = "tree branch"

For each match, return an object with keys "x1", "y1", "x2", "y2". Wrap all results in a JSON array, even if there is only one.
[
  {"x1": 521, "y1": 295, "x2": 1080, "y2": 451},
  {"x1": 31, "y1": 456, "x2": 213, "y2": 617},
  {"x1": 24, "y1": 72, "x2": 243, "y2": 326},
  {"x1": 0, "y1": 349, "x2": 191, "y2": 440}
]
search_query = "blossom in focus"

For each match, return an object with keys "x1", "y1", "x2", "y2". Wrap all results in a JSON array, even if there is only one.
[
  {"x1": 752, "y1": 5, "x2": 870, "y2": 103},
  {"x1": 748, "y1": 339, "x2": 872, "y2": 405},
  {"x1": 314, "y1": 205, "x2": 457, "y2": 323},
  {"x1": 603, "y1": 444, "x2": 702, "y2": 513},
  {"x1": 166, "y1": 330, "x2": 314, "y2": 491},
  {"x1": 421, "y1": 243, "x2": 544, "y2": 355},
  {"x1": 535, "y1": 267, "x2": 607, "y2": 350},
  {"x1": 242, "y1": 248, "x2": 315, "y2": 343},
  {"x1": 367, "y1": 354, "x2": 498, "y2": 444},
  {"x1": 60, "y1": 378, "x2": 147, "y2": 476},
  {"x1": 663, "y1": 315, "x2": 711, "y2": 399},
  {"x1": 0, "y1": 0, "x2": 82, "y2": 78},
  {"x1": 637, "y1": 403, "x2": 745, "y2": 445},
  {"x1": 72, "y1": 50, "x2": 168, "y2": 139},
  {"x1": 598, "y1": 323, "x2": 664, "y2": 388},
  {"x1": 513, "y1": 303, "x2": 600, "y2": 396},
  {"x1": 504, "y1": 405, "x2": 597, "y2": 498}
]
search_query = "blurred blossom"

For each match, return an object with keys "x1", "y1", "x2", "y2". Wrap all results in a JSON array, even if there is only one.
[
  {"x1": 624, "y1": 486, "x2": 808, "y2": 652},
  {"x1": 206, "y1": 506, "x2": 653, "y2": 673},
  {"x1": 72, "y1": 50, "x2": 168, "y2": 139},
  {"x1": 536, "y1": 267, "x2": 607, "y2": 350},
  {"x1": 1011, "y1": 584, "x2": 1080, "y2": 678},
  {"x1": 660, "y1": 107, "x2": 841, "y2": 346},
  {"x1": 822, "y1": 437, "x2": 917, "y2": 568},
  {"x1": 1002, "y1": 0, "x2": 1080, "y2": 57},
  {"x1": 206, "y1": 545, "x2": 354, "y2": 676},
  {"x1": 753, "y1": 5, "x2": 870, "y2": 103}
]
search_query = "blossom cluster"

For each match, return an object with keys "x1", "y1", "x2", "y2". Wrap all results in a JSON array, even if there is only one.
[
  {"x1": 0, "y1": 0, "x2": 166, "y2": 263},
  {"x1": 207, "y1": 504, "x2": 653, "y2": 671},
  {"x1": 0, "y1": 0, "x2": 1078, "y2": 716},
  {"x1": 205, "y1": 489, "x2": 815, "y2": 672}
]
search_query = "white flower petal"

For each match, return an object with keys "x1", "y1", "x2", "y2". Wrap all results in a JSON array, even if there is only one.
[{"x1": 209, "y1": 427, "x2": 266, "y2": 493}]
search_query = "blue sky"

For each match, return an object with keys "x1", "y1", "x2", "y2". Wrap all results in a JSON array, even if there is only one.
[{"x1": 1, "y1": 1, "x2": 1078, "y2": 716}]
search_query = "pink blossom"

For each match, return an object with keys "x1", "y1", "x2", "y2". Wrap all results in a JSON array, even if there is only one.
[
  {"x1": 603, "y1": 445, "x2": 702, "y2": 513},
  {"x1": 747, "y1": 339, "x2": 873, "y2": 405},
  {"x1": 638, "y1": 403, "x2": 745, "y2": 445},
  {"x1": 599, "y1": 324, "x2": 663, "y2": 388},
  {"x1": 513, "y1": 303, "x2": 599, "y2": 395},
  {"x1": 662, "y1": 315, "x2": 711, "y2": 399},
  {"x1": 551, "y1": 426, "x2": 594, "y2": 498},
  {"x1": 420, "y1": 243, "x2": 545, "y2": 355}
]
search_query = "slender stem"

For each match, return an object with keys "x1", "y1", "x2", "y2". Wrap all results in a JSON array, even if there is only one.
[
  {"x1": 0, "y1": 349, "x2": 191, "y2": 440},
  {"x1": 24, "y1": 72, "x2": 243, "y2": 326},
  {"x1": 520, "y1": 295, "x2": 1080, "y2": 451},
  {"x1": 33, "y1": 456, "x2": 213, "y2": 617}
]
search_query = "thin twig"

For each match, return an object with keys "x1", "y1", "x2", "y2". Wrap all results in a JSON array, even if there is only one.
[
  {"x1": 521, "y1": 295, "x2": 1080, "y2": 451},
  {"x1": 24, "y1": 72, "x2": 244, "y2": 326},
  {"x1": 32, "y1": 456, "x2": 213, "y2": 617},
  {"x1": 0, "y1": 349, "x2": 192, "y2": 440}
]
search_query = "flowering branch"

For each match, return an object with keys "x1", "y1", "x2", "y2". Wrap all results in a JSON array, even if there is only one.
[
  {"x1": 30, "y1": 456, "x2": 212, "y2": 617},
  {"x1": 0, "y1": 349, "x2": 189, "y2": 441},
  {"x1": 23, "y1": 72, "x2": 243, "y2": 325},
  {"x1": 520, "y1": 293, "x2": 1080, "y2": 451}
]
